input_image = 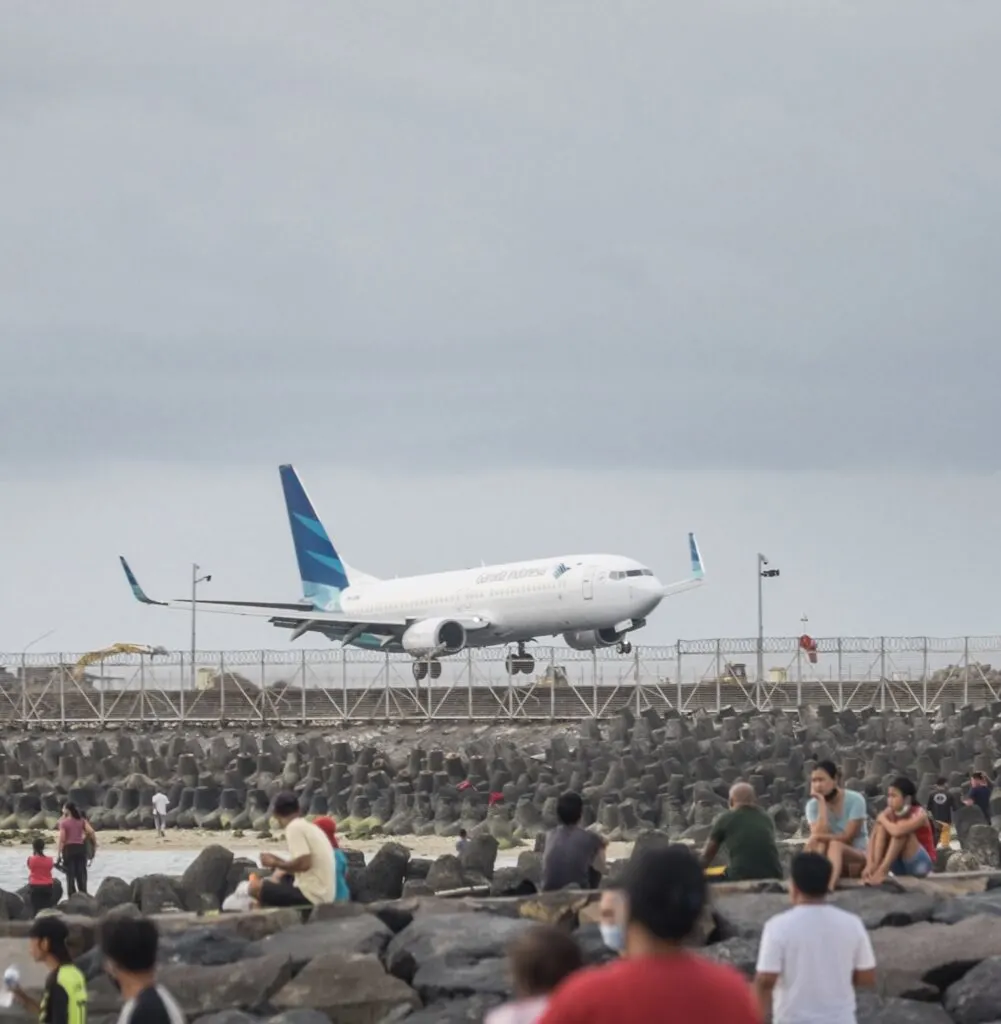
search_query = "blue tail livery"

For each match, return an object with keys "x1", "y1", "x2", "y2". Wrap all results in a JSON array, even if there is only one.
[{"x1": 279, "y1": 464, "x2": 350, "y2": 610}]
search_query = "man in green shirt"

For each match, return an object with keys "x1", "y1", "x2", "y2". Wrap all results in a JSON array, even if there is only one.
[{"x1": 700, "y1": 782, "x2": 783, "y2": 881}]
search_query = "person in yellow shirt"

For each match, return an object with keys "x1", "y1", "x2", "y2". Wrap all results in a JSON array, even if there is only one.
[
  {"x1": 248, "y1": 791, "x2": 334, "y2": 907},
  {"x1": 11, "y1": 917, "x2": 87, "y2": 1024}
]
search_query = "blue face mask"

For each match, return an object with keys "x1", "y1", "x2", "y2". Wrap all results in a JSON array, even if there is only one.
[{"x1": 599, "y1": 923, "x2": 624, "y2": 952}]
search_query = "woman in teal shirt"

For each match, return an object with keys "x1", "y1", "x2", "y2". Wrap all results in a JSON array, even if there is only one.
[
  {"x1": 804, "y1": 760, "x2": 870, "y2": 890},
  {"x1": 314, "y1": 816, "x2": 350, "y2": 902}
]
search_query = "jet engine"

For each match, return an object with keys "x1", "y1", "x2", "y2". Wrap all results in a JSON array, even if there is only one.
[
  {"x1": 562, "y1": 628, "x2": 622, "y2": 651},
  {"x1": 401, "y1": 618, "x2": 467, "y2": 656}
]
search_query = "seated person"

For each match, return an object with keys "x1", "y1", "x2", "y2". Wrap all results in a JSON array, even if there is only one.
[
  {"x1": 804, "y1": 760, "x2": 869, "y2": 891},
  {"x1": 485, "y1": 925, "x2": 584, "y2": 1024},
  {"x1": 541, "y1": 792, "x2": 608, "y2": 892},
  {"x1": 862, "y1": 776, "x2": 935, "y2": 884},
  {"x1": 248, "y1": 792, "x2": 334, "y2": 907},
  {"x1": 700, "y1": 782, "x2": 783, "y2": 882}
]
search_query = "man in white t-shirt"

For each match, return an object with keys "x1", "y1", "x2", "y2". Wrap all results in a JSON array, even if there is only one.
[
  {"x1": 249, "y1": 791, "x2": 334, "y2": 908},
  {"x1": 754, "y1": 851, "x2": 876, "y2": 1023},
  {"x1": 151, "y1": 790, "x2": 170, "y2": 838}
]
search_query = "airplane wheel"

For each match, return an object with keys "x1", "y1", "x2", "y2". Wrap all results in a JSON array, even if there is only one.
[
  {"x1": 429, "y1": 660, "x2": 442, "y2": 679},
  {"x1": 618, "y1": 641, "x2": 633, "y2": 655},
  {"x1": 504, "y1": 654, "x2": 517, "y2": 676},
  {"x1": 518, "y1": 656, "x2": 536, "y2": 674},
  {"x1": 412, "y1": 661, "x2": 428, "y2": 682}
]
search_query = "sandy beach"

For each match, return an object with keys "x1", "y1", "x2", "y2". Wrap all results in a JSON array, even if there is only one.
[{"x1": 15, "y1": 828, "x2": 639, "y2": 863}]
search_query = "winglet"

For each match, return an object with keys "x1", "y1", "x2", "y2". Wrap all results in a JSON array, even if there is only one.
[
  {"x1": 688, "y1": 532, "x2": 705, "y2": 580},
  {"x1": 119, "y1": 557, "x2": 166, "y2": 606}
]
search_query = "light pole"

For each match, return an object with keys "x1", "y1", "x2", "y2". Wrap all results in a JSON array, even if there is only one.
[
  {"x1": 190, "y1": 564, "x2": 212, "y2": 700},
  {"x1": 757, "y1": 553, "x2": 780, "y2": 701}
]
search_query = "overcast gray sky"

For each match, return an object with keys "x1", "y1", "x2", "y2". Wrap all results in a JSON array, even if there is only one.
[{"x1": 2, "y1": 2, "x2": 1000, "y2": 659}]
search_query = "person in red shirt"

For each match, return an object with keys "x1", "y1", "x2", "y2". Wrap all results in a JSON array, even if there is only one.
[
  {"x1": 538, "y1": 844, "x2": 762, "y2": 1024},
  {"x1": 26, "y1": 837, "x2": 55, "y2": 917},
  {"x1": 862, "y1": 776, "x2": 935, "y2": 885}
]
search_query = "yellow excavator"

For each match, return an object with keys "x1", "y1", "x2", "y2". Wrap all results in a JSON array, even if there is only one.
[{"x1": 72, "y1": 643, "x2": 169, "y2": 681}]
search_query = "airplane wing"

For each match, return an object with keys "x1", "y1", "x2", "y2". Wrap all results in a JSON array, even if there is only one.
[
  {"x1": 118, "y1": 557, "x2": 490, "y2": 643},
  {"x1": 659, "y1": 532, "x2": 706, "y2": 597}
]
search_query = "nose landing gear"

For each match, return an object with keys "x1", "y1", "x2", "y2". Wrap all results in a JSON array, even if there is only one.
[
  {"x1": 616, "y1": 640, "x2": 633, "y2": 655},
  {"x1": 504, "y1": 643, "x2": 536, "y2": 676}
]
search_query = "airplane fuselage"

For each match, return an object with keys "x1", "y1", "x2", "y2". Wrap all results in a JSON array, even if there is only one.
[{"x1": 330, "y1": 553, "x2": 664, "y2": 650}]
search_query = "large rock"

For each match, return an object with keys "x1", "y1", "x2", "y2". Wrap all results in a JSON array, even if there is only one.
[
  {"x1": 181, "y1": 844, "x2": 235, "y2": 911},
  {"x1": 270, "y1": 953, "x2": 420, "y2": 1021},
  {"x1": 246, "y1": 917, "x2": 393, "y2": 968},
  {"x1": 855, "y1": 993, "x2": 954, "y2": 1023},
  {"x1": 943, "y1": 955, "x2": 1001, "y2": 1023}
]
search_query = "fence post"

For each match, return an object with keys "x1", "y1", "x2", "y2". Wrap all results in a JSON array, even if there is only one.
[
  {"x1": 549, "y1": 648, "x2": 556, "y2": 720},
  {"x1": 634, "y1": 646, "x2": 641, "y2": 715},
  {"x1": 880, "y1": 637, "x2": 886, "y2": 711},
  {"x1": 220, "y1": 652, "x2": 226, "y2": 723},
  {"x1": 59, "y1": 657, "x2": 65, "y2": 728},
  {"x1": 922, "y1": 637, "x2": 929, "y2": 711},
  {"x1": 591, "y1": 650, "x2": 598, "y2": 718},
  {"x1": 179, "y1": 652, "x2": 186, "y2": 724},
  {"x1": 139, "y1": 654, "x2": 146, "y2": 724},
  {"x1": 714, "y1": 639, "x2": 721, "y2": 712},
  {"x1": 342, "y1": 649, "x2": 348, "y2": 724},
  {"x1": 675, "y1": 640, "x2": 683, "y2": 711},
  {"x1": 384, "y1": 652, "x2": 391, "y2": 721},
  {"x1": 837, "y1": 638, "x2": 843, "y2": 710},
  {"x1": 99, "y1": 659, "x2": 106, "y2": 726},
  {"x1": 467, "y1": 649, "x2": 474, "y2": 721},
  {"x1": 796, "y1": 646, "x2": 802, "y2": 707},
  {"x1": 20, "y1": 653, "x2": 27, "y2": 727},
  {"x1": 964, "y1": 636, "x2": 970, "y2": 705}
]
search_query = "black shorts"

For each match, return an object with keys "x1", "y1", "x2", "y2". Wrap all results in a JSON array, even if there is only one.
[{"x1": 259, "y1": 879, "x2": 310, "y2": 907}]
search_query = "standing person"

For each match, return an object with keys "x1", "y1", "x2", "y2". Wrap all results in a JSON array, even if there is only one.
[
  {"x1": 541, "y1": 792, "x2": 608, "y2": 892},
  {"x1": 700, "y1": 782, "x2": 783, "y2": 882},
  {"x1": 862, "y1": 777, "x2": 936, "y2": 884},
  {"x1": 456, "y1": 829, "x2": 469, "y2": 855},
  {"x1": 312, "y1": 816, "x2": 350, "y2": 902},
  {"x1": 151, "y1": 789, "x2": 170, "y2": 838},
  {"x1": 247, "y1": 792, "x2": 334, "y2": 908},
  {"x1": 26, "y1": 838, "x2": 55, "y2": 917},
  {"x1": 803, "y1": 762, "x2": 869, "y2": 891},
  {"x1": 754, "y1": 851, "x2": 876, "y2": 1023},
  {"x1": 10, "y1": 916, "x2": 88, "y2": 1024},
  {"x1": 99, "y1": 915, "x2": 186, "y2": 1024},
  {"x1": 538, "y1": 845, "x2": 761, "y2": 1023},
  {"x1": 486, "y1": 925, "x2": 584, "y2": 1024},
  {"x1": 926, "y1": 778, "x2": 956, "y2": 847},
  {"x1": 55, "y1": 803, "x2": 96, "y2": 897}
]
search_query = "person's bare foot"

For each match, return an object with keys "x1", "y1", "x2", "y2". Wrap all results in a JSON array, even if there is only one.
[{"x1": 865, "y1": 870, "x2": 887, "y2": 887}]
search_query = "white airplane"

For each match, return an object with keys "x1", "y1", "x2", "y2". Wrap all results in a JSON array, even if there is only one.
[{"x1": 120, "y1": 464, "x2": 705, "y2": 682}]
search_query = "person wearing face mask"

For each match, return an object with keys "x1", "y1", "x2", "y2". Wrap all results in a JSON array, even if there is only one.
[
  {"x1": 804, "y1": 761, "x2": 869, "y2": 891},
  {"x1": 99, "y1": 916, "x2": 186, "y2": 1024},
  {"x1": 862, "y1": 776, "x2": 936, "y2": 886},
  {"x1": 598, "y1": 889, "x2": 626, "y2": 955}
]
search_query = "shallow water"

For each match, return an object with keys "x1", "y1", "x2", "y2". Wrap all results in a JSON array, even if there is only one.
[{"x1": 0, "y1": 847, "x2": 522, "y2": 894}]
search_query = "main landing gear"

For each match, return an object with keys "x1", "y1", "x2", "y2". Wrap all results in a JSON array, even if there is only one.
[
  {"x1": 411, "y1": 659, "x2": 443, "y2": 682},
  {"x1": 617, "y1": 641, "x2": 633, "y2": 655},
  {"x1": 504, "y1": 643, "x2": 536, "y2": 676}
]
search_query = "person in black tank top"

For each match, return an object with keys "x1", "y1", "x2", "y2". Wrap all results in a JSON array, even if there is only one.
[{"x1": 99, "y1": 917, "x2": 186, "y2": 1024}]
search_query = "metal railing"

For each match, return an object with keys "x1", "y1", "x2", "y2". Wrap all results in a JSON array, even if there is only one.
[{"x1": 1, "y1": 636, "x2": 999, "y2": 726}]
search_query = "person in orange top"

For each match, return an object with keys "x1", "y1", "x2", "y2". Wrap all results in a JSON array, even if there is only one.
[
  {"x1": 537, "y1": 844, "x2": 762, "y2": 1024},
  {"x1": 26, "y1": 838, "x2": 55, "y2": 917}
]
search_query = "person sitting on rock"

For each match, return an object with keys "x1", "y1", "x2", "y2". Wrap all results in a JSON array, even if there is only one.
[
  {"x1": 485, "y1": 924, "x2": 584, "y2": 1024},
  {"x1": 926, "y1": 777, "x2": 957, "y2": 847},
  {"x1": 700, "y1": 782, "x2": 783, "y2": 882},
  {"x1": 862, "y1": 776, "x2": 936, "y2": 884},
  {"x1": 99, "y1": 915, "x2": 186, "y2": 1024},
  {"x1": 803, "y1": 760, "x2": 869, "y2": 891},
  {"x1": 313, "y1": 815, "x2": 350, "y2": 902},
  {"x1": 541, "y1": 792, "x2": 608, "y2": 892},
  {"x1": 537, "y1": 844, "x2": 761, "y2": 1023},
  {"x1": 248, "y1": 791, "x2": 334, "y2": 908},
  {"x1": 754, "y1": 851, "x2": 876, "y2": 1023}
]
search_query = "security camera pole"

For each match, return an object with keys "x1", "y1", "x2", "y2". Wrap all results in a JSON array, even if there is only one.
[
  {"x1": 756, "y1": 553, "x2": 780, "y2": 704},
  {"x1": 189, "y1": 563, "x2": 212, "y2": 716}
]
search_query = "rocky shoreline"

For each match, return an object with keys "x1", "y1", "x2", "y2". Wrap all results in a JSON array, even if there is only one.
[{"x1": 3, "y1": 847, "x2": 1001, "y2": 1023}]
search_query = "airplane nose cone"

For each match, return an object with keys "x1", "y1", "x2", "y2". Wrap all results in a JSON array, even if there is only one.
[{"x1": 631, "y1": 576, "x2": 664, "y2": 605}]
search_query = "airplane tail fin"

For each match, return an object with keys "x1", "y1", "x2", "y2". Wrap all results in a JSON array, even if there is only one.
[
  {"x1": 279, "y1": 464, "x2": 357, "y2": 608},
  {"x1": 660, "y1": 532, "x2": 706, "y2": 598}
]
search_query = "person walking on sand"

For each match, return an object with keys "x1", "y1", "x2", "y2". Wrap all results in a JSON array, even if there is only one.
[{"x1": 151, "y1": 789, "x2": 170, "y2": 838}]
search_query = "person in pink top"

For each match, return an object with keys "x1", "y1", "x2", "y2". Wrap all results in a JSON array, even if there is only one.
[
  {"x1": 486, "y1": 925, "x2": 584, "y2": 1024},
  {"x1": 56, "y1": 802, "x2": 97, "y2": 897}
]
